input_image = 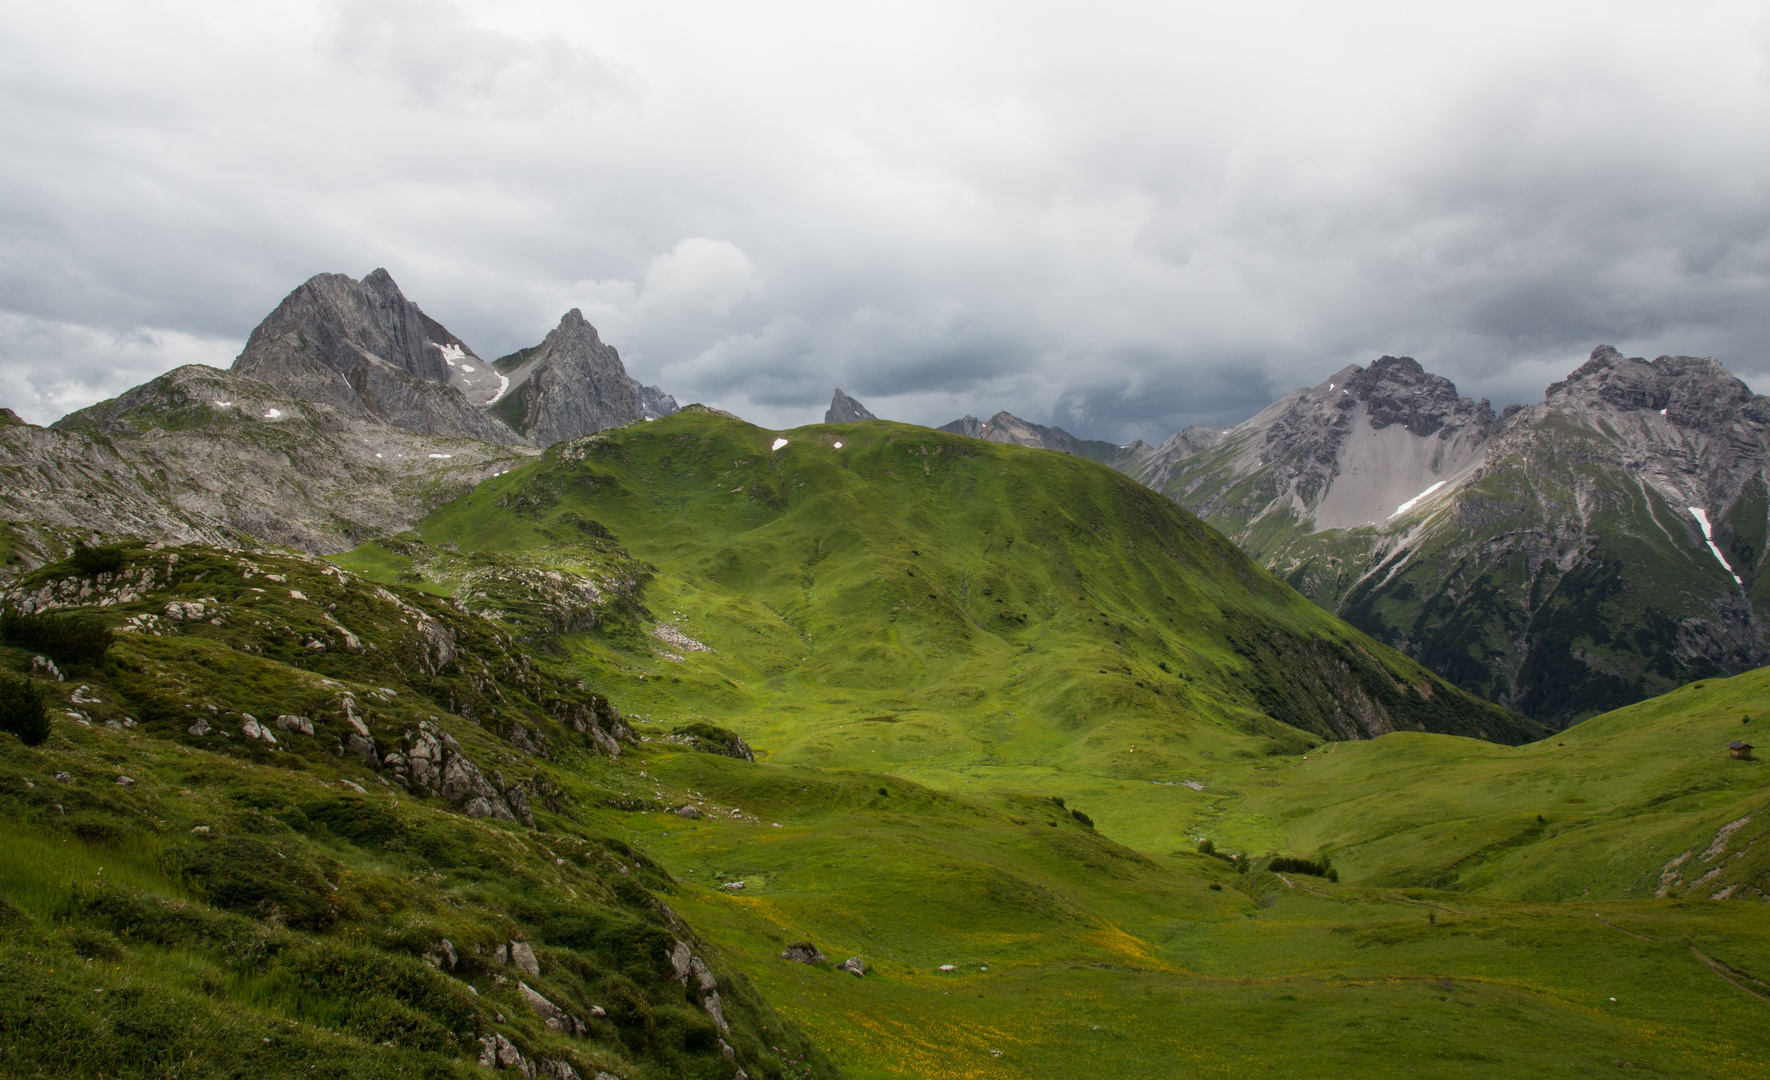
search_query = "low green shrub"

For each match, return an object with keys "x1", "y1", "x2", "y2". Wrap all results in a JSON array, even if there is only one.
[
  {"x1": 1, "y1": 608, "x2": 113, "y2": 663},
  {"x1": 0, "y1": 673, "x2": 49, "y2": 746}
]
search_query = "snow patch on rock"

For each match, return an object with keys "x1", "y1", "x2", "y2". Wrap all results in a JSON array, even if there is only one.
[
  {"x1": 1688, "y1": 507, "x2": 1741, "y2": 585},
  {"x1": 1390, "y1": 480, "x2": 1448, "y2": 519}
]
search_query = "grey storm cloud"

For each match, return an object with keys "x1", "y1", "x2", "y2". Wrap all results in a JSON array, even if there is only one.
[{"x1": 2, "y1": 1, "x2": 1769, "y2": 441}]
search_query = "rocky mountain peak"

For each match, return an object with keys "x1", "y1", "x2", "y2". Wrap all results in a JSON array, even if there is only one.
[
  {"x1": 229, "y1": 269, "x2": 518, "y2": 443},
  {"x1": 487, "y1": 309, "x2": 645, "y2": 446},
  {"x1": 1544, "y1": 345, "x2": 1766, "y2": 431},
  {"x1": 553, "y1": 307, "x2": 601, "y2": 344},
  {"x1": 826, "y1": 388, "x2": 877, "y2": 423},
  {"x1": 1341, "y1": 355, "x2": 1496, "y2": 439}
]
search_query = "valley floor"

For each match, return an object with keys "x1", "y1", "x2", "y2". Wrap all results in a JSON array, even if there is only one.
[{"x1": 559, "y1": 702, "x2": 1770, "y2": 1080}]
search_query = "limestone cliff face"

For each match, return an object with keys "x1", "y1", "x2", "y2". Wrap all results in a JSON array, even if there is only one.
[
  {"x1": 488, "y1": 310, "x2": 646, "y2": 446},
  {"x1": 1144, "y1": 347, "x2": 1770, "y2": 726},
  {"x1": 639, "y1": 384, "x2": 681, "y2": 421},
  {"x1": 231, "y1": 269, "x2": 521, "y2": 444}
]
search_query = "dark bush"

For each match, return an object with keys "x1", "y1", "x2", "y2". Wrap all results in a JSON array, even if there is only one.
[
  {"x1": 1197, "y1": 838, "x2": 1215, "y2": 855},
  {"x1": 70, "y1": 543, "x2": 128, "y2": 576},
  {"x1": 1269, "y1": 854, "x2": 1335, "y2": 880},
  {"x1": 1, "y1": 608, "x2": 113, "y2": 663},
  {"x1": 0, "y1": 672, "x2": 50, "y2": 746},
  {"x1": 169, "y1": 836, "x2": 339, "y2": 931},
  {"x1": 1069, "y1": 808, "x2": 1094, "y2": 828}
]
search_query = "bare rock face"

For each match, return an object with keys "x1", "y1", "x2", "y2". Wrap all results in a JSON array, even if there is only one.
[
  {"x1": 489, "y1": 310, "x2": 645, "y2": 447},
  {"x1": 825, "y1": 388, "x2": 877, "y2": 423},
  {"x1": 1133, "y1": 355, "x2": 1497, "y2": 535},
  {"x1": 380, "y1": 720, "x2": 526, "y2": 822},
  {"x1": 231, "y1": 269, "x2": 521, "y2": 444}
]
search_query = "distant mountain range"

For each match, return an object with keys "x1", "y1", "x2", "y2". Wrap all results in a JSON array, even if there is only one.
[
  {"x1": 931, "y1": 348, "x2": 1770, "y2": 726},
  {"x1": 9, "y1": 268, "x2": 1766, "y2": 728}
]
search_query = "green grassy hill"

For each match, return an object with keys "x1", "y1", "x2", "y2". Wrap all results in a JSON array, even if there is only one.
[
  {"x1": 1223, "y1": 667, "x2": 1770, "y2": 901},
  {"x1": 415, "y1": 408, "x2": 1531, "y2": 742}
]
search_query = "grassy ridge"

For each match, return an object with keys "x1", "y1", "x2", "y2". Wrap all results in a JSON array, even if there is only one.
[{"x1": 402, "y1": 409, "x2": 1534, "y2": 869}]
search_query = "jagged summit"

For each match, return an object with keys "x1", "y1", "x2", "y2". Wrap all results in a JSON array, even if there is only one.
[
  {"x1": 229, "y1": 269, "x2": 520, "y2": 444},
  {"x1": 225, "y1": 272, "x2": 678, "y2": 447},
  {"x1": 488, "y1": 308, "x2": 674, "y2": 446},
  {"x1": 825, "y1": 388, "x2": 877, "y2": 423}
]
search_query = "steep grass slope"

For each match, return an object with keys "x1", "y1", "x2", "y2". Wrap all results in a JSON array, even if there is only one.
[{"x1": 0, "y1": 542, "x2": 829, "y2": 1080}]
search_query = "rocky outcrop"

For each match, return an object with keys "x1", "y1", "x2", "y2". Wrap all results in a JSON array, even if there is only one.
[
  {"x1": 380, "y1": 720, "x2": 529, "y2": 823},
  {"x1": 780, "y1": 943, "x2": 826, "y2": 964},
  {"x1": 939, "y1": 410, "x2": 1151, "y2": 469},
  {"x1": 825, "y1": 388, "x2": 877, "y2": 423},
  {"x1": 489, "y1": 310, "x2": 646, "y2": 447},
  {"x1": 669, "y1": 722, "x2": 755, "y2": 762},
  {"x1": 668, "y1": 940, "x2": 730, "y2": 1034},
  {"x1": 231, "y1": 269, "x2": 520, "y2": 443}
]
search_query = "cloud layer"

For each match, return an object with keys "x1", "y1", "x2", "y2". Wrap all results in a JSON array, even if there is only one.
[{"x1": 3, "y1": 1, "x2": 1769, "y2": 437}]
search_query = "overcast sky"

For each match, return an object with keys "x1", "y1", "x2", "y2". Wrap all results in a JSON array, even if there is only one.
[{"x1": 3, "y1": 1, "x2": 1769, "y2": 440}]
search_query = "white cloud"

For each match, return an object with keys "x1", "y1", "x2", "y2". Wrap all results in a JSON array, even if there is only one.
[
  {"x1": 0, "y1": 313, "x2": 239, "y2": 425},
  {"x1": 643, "y1": 238, "x2": 763, "y2": 317},
  {"x1": 2, "y1": 1, "x2": 1770, "y2": 437},
  {"x1": 329, "y1": 0, "x2": 633, "y2": 113}
]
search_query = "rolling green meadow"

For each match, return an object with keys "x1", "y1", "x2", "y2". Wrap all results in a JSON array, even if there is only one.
[{"x1": 2, "y1": 408, "x2": 1766, "y2": 1078}]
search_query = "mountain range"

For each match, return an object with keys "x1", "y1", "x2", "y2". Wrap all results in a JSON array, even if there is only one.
[{"x1": 4, "y1": 271, "x2": 1769, "y2": 1078}]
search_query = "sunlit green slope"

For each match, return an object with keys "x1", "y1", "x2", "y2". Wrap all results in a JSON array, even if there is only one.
[
  {"x1": 556, "y1": 694, "x2": 1770, "y2": 1080},
  {"x1": 1214, "y1": 665, "x2": 1770, "y2": 901},
  {"x1": 412, "y1": 406, "x2": 1534, "y2": 753}
]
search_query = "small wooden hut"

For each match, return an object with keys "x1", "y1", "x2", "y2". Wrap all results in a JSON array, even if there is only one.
[{"x1": 1728, "y1": 741, "x2": 1754, "y2": 760}]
